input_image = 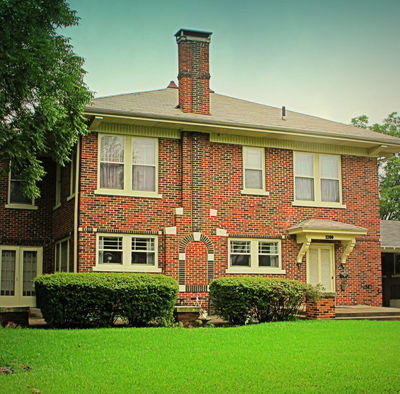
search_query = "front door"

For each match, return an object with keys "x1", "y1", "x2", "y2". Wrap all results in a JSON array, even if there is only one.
[
  {"x1": 307, "y1": 244, "x2": 335, "y2": 292},
  {"x1": 0, "y1": 246, "x2": 43, "y2": 307}
]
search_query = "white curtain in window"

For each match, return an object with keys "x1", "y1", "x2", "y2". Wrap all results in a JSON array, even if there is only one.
[
  {"x1": 295, "y1": 177, "x2": 314, "y2": 200},
  {"x1": 320, "y1": 155, "x2": 339, "y2": 178},
  {"x1": 245, "y1": 169, "x2": 262, "y2": 189},
  {"x1": 132, "y1": 139, "x2": 156, "y2": 191},
  {"x1": 295, "y1": 153, "x2": 313, "y2": 176},
  {"x1": 321, "y1": 179, "x2": 339, "y2": 202},
  {"x1": 100, "y1": 136, "x2": 124, "y2": 189}
]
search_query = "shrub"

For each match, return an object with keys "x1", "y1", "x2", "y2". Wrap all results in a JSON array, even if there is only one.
[
  {"x1": 34, "y1": 273, "x2": 178, "y2": 328},
  {"x1": 209, "y1": 277, "x2": 320, "y2": 325}
]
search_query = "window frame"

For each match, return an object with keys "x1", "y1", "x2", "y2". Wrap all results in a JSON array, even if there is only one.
[
  {"x1": 95, "y1": 134, "x2": 162, "y2": 198},
  {"x1": 241, "y1": 146, "x2": 269, "y2": 196},
  {"x1": 54, "y1": 237, "x2": 70, "y2": 273},
  {"x1": 54, "y1": 164, "x2": 62, "y2": 209},
  {"x1": 293, "y1": 152, "x2": 345, "y2": 208},
  {"x1": 6, "y1": 168, "x2": 37, "y2": 210},
  {"x1": 226, "y1": 238, "x2": 284, "y2": 274},
  {"x1": 67, "y1": 151, "x2": 76, "y2": 200},
  {"x1": 94, "y1": 233, "x2": 161, "y2": 273}
]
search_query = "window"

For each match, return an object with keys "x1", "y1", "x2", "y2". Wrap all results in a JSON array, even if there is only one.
[
  {"x1": 382, "y1": 253, "x2": 400, "y2": 277},
  {"x1": 6, "y1": 168, "x2": 36, "y2": 209},
  {"x1": 97, "y1": 135, "x2": 160, "y2": 197},
  {"x1": 54, "y1": 165, "x2": 61, "y2": 208},
  {"x1": 68, "y1": 151, "x2": 76, "y2": 199},
  {"x1": 227, "y1": 239, "x2": 284, "y2": 273},
  {"x1": 294, "y1": 152, "x2": 343, "y2": 207},
  {"x1": 95, "y1": 234, "x2": 160, "y2": 272},
  {"x1": 55, "y1": 238, "x2": 70, "y2": 272},
  {"x1": 242, "y1": 147, "x2": 267, "y2": 195}
]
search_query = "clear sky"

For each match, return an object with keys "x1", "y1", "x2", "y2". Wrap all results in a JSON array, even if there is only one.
[{"x1": 66, "y1": 0, "x2": 400, "y2": 125}]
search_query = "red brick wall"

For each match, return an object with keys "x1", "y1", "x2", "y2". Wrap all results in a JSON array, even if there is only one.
[
  {"x1": 77, "y1": 132, "x2": 382, "y2": 307},
  {"x1": 0, "y1": 159, "x2": 55, "y2": 274}
]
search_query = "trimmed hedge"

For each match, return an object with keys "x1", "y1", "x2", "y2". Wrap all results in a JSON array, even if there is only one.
[
  {"x1": 34, "y1": 273, "x2": 178, "y2": 328},
  {"x1": 209, "y1": 277, "x2": 320, "y2": 325}
]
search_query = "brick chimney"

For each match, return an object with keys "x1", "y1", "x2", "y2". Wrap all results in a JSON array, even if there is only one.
[{"x1": 175, "y1": 29, "x2": 212, "y2": 115}]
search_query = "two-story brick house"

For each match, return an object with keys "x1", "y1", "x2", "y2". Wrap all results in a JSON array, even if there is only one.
[{"x1": 2, "y1": 29, "x2": 400, "y2": 308}]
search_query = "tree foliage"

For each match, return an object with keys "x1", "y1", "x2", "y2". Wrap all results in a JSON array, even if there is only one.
[
  {"x1": 0, "y1": 0, "x2": 92, "y2": 198},
  {"x1": 352, "y1": 112, "x2": 400, "y2": 220}
]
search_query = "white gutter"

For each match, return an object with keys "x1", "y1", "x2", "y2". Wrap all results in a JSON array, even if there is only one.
[{"x1": 73, "y1": 138, "x2": 80, "y2": 273}]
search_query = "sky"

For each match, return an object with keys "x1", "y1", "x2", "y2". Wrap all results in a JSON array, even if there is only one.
[{"x1": 66, "y1": 0, "x2": 400, "y2": 125}]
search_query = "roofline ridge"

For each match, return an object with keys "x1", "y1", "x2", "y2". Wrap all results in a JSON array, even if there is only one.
[{"x1": 93, "y1": 88, "x2": 170, "y2": 100}]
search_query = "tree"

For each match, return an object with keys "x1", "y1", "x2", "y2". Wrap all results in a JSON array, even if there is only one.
[
  {"x1": 0, "y1": 0, "x2": 92, "y2": 198},
  {"x1": 352, "y1": 112, "x2": 400, "y2": 220}
]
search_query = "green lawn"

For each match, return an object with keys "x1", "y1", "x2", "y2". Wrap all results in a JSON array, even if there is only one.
[{"x1": 1, "y1": 321, "x2": 399, "y2": 393}]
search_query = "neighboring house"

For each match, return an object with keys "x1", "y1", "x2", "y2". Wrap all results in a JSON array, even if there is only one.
[
  {"x1": 2, "y1": 29, "x2": 400, "y2": 308},
  {"x1": 380, "y1": 220, "x2": 400, "y2": 307}
]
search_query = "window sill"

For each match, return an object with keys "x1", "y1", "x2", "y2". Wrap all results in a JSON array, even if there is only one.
[
  {"x1": 67, "y1": 194, "x2": 75, "y2": 201},
  {"x1": 53, "y1": 203, "x2": 61, "y2": 211},
  {"x1": 94, "y1": 189, "x2": 163, "y2": 199},
  {"x1": 240, "y1": 190, "x2": 270, "y2": 196},
  {"x1": 226, "y1": 268, "x2": 286, "y2": 274},
  {"x1": 5, "y1": 203, "x2": 38, "y2": 210},
  {"x1": 93, "y1": 265, "x2": 162, "y2": 273},
  {"x1": 292, "y1": 201, "x2": 346, "y2": 209}
]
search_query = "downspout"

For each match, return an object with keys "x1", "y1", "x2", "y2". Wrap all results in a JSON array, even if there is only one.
[{"x1": 73, "y1": 138, "x2": 81, "y2": 273}]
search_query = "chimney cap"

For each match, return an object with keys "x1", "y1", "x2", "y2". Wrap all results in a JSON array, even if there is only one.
[{"x1": 175, "y1": 28, "x2": 212, "y2": 42}]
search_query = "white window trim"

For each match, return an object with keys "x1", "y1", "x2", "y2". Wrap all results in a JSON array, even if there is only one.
[
  {"x1": 293, "y1": 152, "x2": 346, "y2": 209},
  {"x1": 5, "y1": 168, "x2": 37, "y2": 210},
  {"x1": 67, "y1": 152, "x2": 76, "y2": 201},
  {"x1": 95, "y1": 134, "x2": 162, "y2": 199},
  {"x1": 226, "y1": 238, "x2": 285, "y2": 274},
  {"x1": 54, "y1": 237, "x2": 70, "y2": 272},
  {"x1": 93, "y1": 233, "x2": 161, "y2": 273},
  {"x1": 241, "y1": 146, "x2": 269, "y2": 196}
]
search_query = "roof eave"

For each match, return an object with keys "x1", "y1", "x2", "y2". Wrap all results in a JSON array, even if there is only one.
[{"x1": 84, "y1": 107, "x2": 400, "y2": 154}]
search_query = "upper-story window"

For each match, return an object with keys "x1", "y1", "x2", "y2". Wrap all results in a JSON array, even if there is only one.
[
  {"x1": 97, "y1": 135, "x2": 160, "y2": 198},
  {"x1": 54, "y1": 165, "x2": 61, "y2": 208},
  {"x1": 294, "y1": 152, "x2": 343, "y2": 207},
  {"x1": 6, "y1": 167, "x2": 37, "y2": 209},
  {"x1": 241, "y1": 147, "x2": 268, "y2": 196},
  {"x1": 68, "y1": 151, "x2": 76, "y2": 199}
]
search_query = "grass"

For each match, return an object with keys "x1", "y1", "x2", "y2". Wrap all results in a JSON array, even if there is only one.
[{"x1": 0, "y1": 320, "x2": 399, "y2": 393}]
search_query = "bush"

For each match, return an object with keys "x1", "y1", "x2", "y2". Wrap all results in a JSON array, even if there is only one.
[
  {"x1": 34, "y1": 273, "x2": 178, "y2": 328},
  {"x1": 209, "y1": 277, "x2": 320, "y2": 325}
]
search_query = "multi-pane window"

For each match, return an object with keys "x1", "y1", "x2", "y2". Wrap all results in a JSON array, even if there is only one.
[
  {"x1": 96, "y1": 234, "x2": 159, "y2": 272},
  {"x1": 98, "y1": 236, "x2": 123, "y2": 264},
  {"x1": 8, "y1": 169, "x2": 33, "y2": 206},
  {"x1": 229, "y1": 239, "x2": 281, "y2": 272},
  {"x1": 131, "y1": 238, "x2": 155, "y2": 265},
  {"x1": 98, "y1": 135, "x2": 158, "y2": 194},
  {"x1": 243, "y1": 147, "x2": 265, "y2": 191},
  {"x1": 55, "y1": 239, "x2": 70, "y2": 272},
  {"x1": 23, "y1": 251, "x2": 37, "y2": 296},
  {"x1": 294, "y1": 152, "x2": 341, "y2": 204}
]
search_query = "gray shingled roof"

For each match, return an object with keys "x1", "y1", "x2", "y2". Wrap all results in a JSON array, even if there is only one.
[
  {"x1": 86, "y1": 87, "x2": 400, "y2": 146},
  {"x1": 288, "y1": 219, "x2": 367, "y2": 233},
  {"x1": 381, "y1": 220, "x2": 400, "y2": 249}
]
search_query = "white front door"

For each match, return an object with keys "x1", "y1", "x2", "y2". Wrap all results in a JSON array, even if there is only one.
[
  {"x1": 0, "y1": 246, "x2": 43, "y2": 307},
  {"x1": 307, "y1": 244, "x2": 335, "y2": 292}
]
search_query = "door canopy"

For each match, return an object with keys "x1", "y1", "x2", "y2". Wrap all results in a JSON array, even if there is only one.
[{"x1": 287, "y1": 219, "x2": 367, "y2": 265}]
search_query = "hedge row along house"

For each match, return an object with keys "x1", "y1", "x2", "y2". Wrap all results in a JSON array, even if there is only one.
[{"x1": 2, "y1": 29, "x2": 400, "y2": 309}]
